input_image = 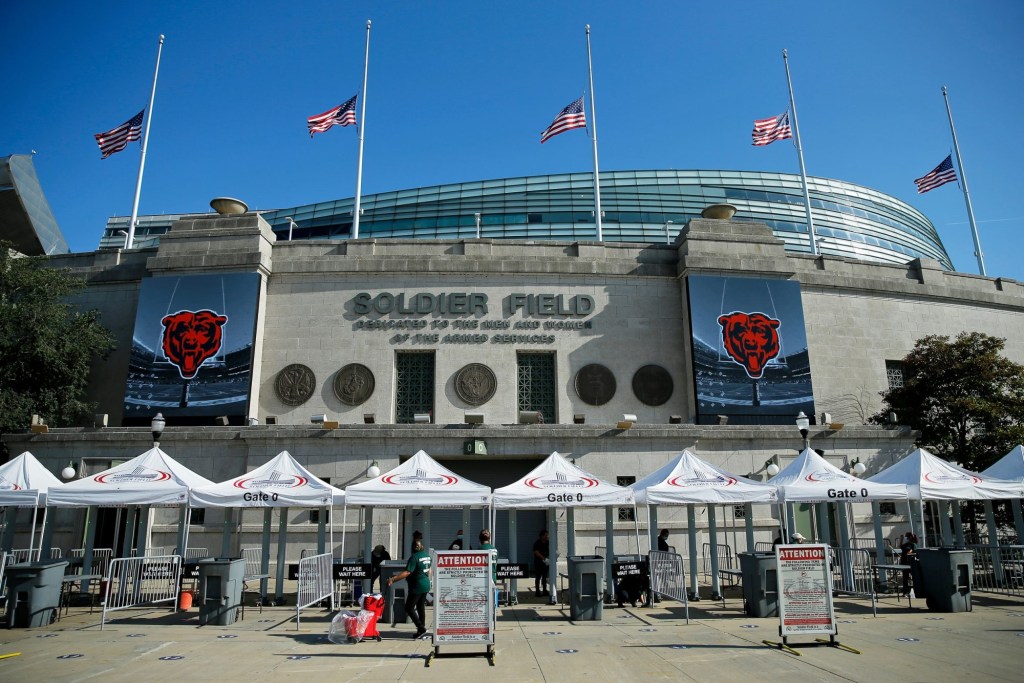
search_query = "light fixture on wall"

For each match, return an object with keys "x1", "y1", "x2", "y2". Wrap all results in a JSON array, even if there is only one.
[
  {"x1": 573, "y1": 414, "x2": 586, "y2": 424},
  {"x1": 363, "y1": 414, "x2": 376, "y2": 424},
  {"x1": 61, "y1": 461, "x2": 77, "y2": 481},
  {"x1": 795, "y1": 411, "x2": 810, "y2": 450},
  {"x1": 669, "y1": 415, "x2": 683, "y2": 424},
  {"x1": 850, "y1": 457, "x2": 867, "y2": 476},
  {"x1": 413, "y1": 413, "x2": 431, "y2": 424},
  {"x1": 310, "y1": 414, "x2": 327, "y2": 425},
  {"x1": 366, "y1": 460, "x2": 381, "y2": 478},
  {"x1": 518, "y1": 410, "x2": 543, "y2": 424},
  {"x1": 616, "y1": 414, "x2": 637, "y2": 430},
  {"x1": 465, "y1": 412, "x2": 485, "y2": 425},
  {"x1": 765, "y1": 458, "x2": 780, "y2": 477},
  {"x1": 151, "y1": 412, "x2": 165, "y2": 447}
]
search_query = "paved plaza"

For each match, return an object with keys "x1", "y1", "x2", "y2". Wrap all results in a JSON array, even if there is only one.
[{"x1": 2, "y1": 591, "x2": 1024, "y2": 682}]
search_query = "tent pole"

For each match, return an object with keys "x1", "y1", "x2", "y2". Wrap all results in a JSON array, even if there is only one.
[
  {"x1": 939, "y1": 501, "x2": 953, "y2": 547},
  {"x1": 81, "y1": 506, "x2": 98, "y2": 594},
  {"x1": 317, "y1": 506, "x2": 326, "y2": 555},
  {"x1": 363, "y1": 506, "x2": 373, "y2": 595},
  {"x1": 275, "y1": 507, "x2": 288, "y2": 601},
  {"x1": 123, "y1": 506, "x2": 138, "y2": 557},
  {"x1": 687, "y1": 504, "x2": 699, "y2": 600},
  {"x1": 708, "y1": 505, "x2": 721, "y2": 600},
  {"x1": 27, "y1": 506, "x2": 38, "y2": 560},
  {"x1": 39, "y1": 506, "x2": 54, "y2": 561},
  {"x1": 221, "y1": 508, "x2": 234, "y2": 557},
  {"x1": 837, "y1": 502, "x2": 854, "y2": 590},
  {"x1": 744, "y1": 503, "x2": 755, "y2": 553},
  {"x1": 632, "y1": 503, "x2": 640, "y2": 555},
  {"x1": 952, "y1": 501, "x2": 966, "y2": 547},
  {"x1": 0, "y1": 507, "x2": 16, "y2": 555},
  {"x1": 261, "y1": 508, "x2": 272, "y2": 598},
  {"x1": 984, "y1": 501, "x2": 1004, "y2": 584},
  {"x1": 508, "y1": 509, "x2": 518, "y2": 604},
  {"x1": 872, "y1": 501, "x2": 886, "y2": 564},
  {"x1": 648, "y1": 504, "x2": 658, "y2": 554},
  {"x1": 566, "y1": 507, "x2": 576, "y2": 556},
  {"x1": 1010, "y1": 499, "x2": 1024, "y2": 546},
  {"x1": 604, "y1": 506, "x2": 614, "y2": 602},
  {"x1": 550, "y1": 507, "x2": 559, "y2": 605}
]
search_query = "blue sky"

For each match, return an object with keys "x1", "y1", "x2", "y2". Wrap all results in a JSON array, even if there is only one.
[{"x1": 4, "y1": 2, "x2": 1022, "y2": 280}]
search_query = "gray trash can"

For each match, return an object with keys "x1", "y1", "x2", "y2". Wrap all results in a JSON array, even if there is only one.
[
  {"x1": 915, "y1": 548, "x2": 972, "y2": 613},
  {"x1": 198, "y1": 557, "x2": 245, "y2": 625},
  {"x1": 4, "y1": 560, "x2": 69, "y2": 628},
  {"x1": 380, "y1": 560, "x2": 408, "y2": 624},
  {"x1": 738, "y1": 552, "x2": 778, "y2": 617},
  {"x1": 567, "y1": 555, "x2": 604, "y2": 621}
]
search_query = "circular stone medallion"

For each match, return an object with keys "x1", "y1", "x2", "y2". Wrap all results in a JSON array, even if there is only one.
[
  {"x1": 454, "y1": 363, "x2": 497, "y2": 406},
  {"x1": 574, "y1": 364, "x2": 616, "y2": 406},
  {"x1": 275, "y1": 364, "x2": 316, "y2": 406},
  {"x1": 632, "y1": 364, "x2": 674, "y2": 406},
  {"x1": 333, "y1": 363, "x2": 375, "y2": 406}
]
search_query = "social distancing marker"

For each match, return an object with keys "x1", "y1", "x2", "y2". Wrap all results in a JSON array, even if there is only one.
[
  {"x1": 57, "y1": 654, "x2": 84, "y2": 659},
  {"x1": 159, "y1": 655, "x2": 185, "y2": 660},
  {"x1": 555, "y1": 649, "x2": 578, "y2": 654},
  {"x1": 287, "y1": 655, "x2": 311, "y2": 660},
  {"x1": 896, "y1": 637, "x2": 919, "y2": 642}
]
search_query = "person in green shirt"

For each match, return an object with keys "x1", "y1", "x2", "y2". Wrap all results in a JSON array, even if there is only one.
[{"x1": 387, "y1": 540, "x2": 432, "y2": 639}]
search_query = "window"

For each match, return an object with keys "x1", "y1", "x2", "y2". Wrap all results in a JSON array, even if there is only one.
[
  {"x1": 885, "y1": 361, "x2": 904, "y2": 390},
  {"x1": 517, "y1": 352, "x2": 556, "y2": 424},
  {"x1": 879, "y1": 503, "x2": 897, "y2": 515},
  {"x1": 733, "y1": 505, "x2": 746, "y2": 519},
  {"x1": 396, "y1": 351, "x2": 435, "y2": 423},
  {"x1": 190, "y1": 508, "x2": 206, "y2": 525},
  {"x1": 617, "y1": 476, "x2": 636, "y2": 521}
]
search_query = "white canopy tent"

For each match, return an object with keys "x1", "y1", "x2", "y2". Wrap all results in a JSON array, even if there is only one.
[
  {"x1": 493, "y1": 451, "x2": 636, "y2": 604},
  {"x1": 45, "y1": 446, "x2": 214, "y2": 582},
  {"x1": 631, "y1": 448, "x2": 778, "y2": 600},
  {"x1": 982, "y1": 445, "x2": 1024, "y2": 544},
  {"x1": 189, "y1": 450, "x2": 345, "y2": 600},
  {"x1": 869, "y1": 447, "x2": 1024, "y2": 549},
  {"x1": 343, "y1": 450, "x2": 492, "y2": 583},
  {"x1": 0, "y1": 451, "x2": 64, "y2": 561},
  {"x1": 773, "y1": 447, "x2": 910, "y2": 571}
]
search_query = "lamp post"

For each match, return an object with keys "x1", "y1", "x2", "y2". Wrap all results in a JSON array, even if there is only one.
[
  {"x1": 61, "y1": 461, "x2": 77, "y2": 481},
  {"x1": 151, "y1": 412, "x2": 165, "y2": 448},
  {"x1": 795, "y1": 411, "x2": 810, "y2": 451},
  {"x1": 366, "y1": 461, "x2": 381, "y2": 478}
]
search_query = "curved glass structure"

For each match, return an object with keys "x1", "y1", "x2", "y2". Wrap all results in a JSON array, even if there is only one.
[{"x1": 101, "y1": 169, "x2": 952, "y2": 269}]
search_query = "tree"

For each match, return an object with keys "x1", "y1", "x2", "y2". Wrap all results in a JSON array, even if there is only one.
[
  {"x1": 872, "y1": 331, "x2": 1024, "y2": 472},
  {"x1": 0, "y1": 244, "x2": 116, "y2": 458}
]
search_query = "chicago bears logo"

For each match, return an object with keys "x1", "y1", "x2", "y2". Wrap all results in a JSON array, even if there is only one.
[
  {"x1": 717, "y1": 311, "x2": 781, "y2": 379},
  {"x1": 161, "y1": 310, "x2": 228, "y2": 379}
]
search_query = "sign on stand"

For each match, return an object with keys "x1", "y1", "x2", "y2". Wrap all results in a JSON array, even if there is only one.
[
  {"x1": 427, "y1": 550, "x2": 495, "y2": 667},
  {"x1": 765, "y1": 544, "x2": 860, "y2": 655}
]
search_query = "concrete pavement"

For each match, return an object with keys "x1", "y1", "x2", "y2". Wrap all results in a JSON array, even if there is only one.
[{"x1": 2, "y1": 591, "x2": 1023, "y2": 682}]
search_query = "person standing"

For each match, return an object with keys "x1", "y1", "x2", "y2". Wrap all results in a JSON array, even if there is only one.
[
  {"x1": 899, "y1": 531, "x2": 918, "y2": 596},
  {"x1": 448, "y1": 529, "x2": 465, "y2": 550},
  {"x1": 369, "y1": 544, "x2": 391, "y2": 593},
  {"x1": 533, "y1": 529, "x2": 550, "y2": 597},
  {"x1": 387, "y1": 539, "x2": 432, "y2": 639},
  {"x1": 657, "y1": 529, "x2": 670, "y2": 552}
]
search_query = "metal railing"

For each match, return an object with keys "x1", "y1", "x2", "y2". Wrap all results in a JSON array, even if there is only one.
[
  {"x1": 648, "y1": 550, "x2": 689, "y2": 624},
  {"x1": 968, "y1": 544, "x2": 1024, "y2": 598},
  {"x1": 183, "y1": 547, "x2": 209, "y2": 560},
  {"x1": 295, "y1": 551, "x2": 334, "y2": 630},
  {"x1": 10, "y1": 547, "x2": 61, "y2": 563},
  {"x1": 70, "y1": 548, "x2": 113, "y2": 578},
  {"x1": 101, "y1": 554, "x2": 182, "y2": 629},
  {"x1": 242, "y1": 547, "x2": 263, "y2": 577},
  {"x1": 701, "y1": 542, "x2": 737, "y2": 585}
]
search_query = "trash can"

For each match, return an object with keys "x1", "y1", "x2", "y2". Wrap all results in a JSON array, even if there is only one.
[
  {"x1": 915, "y1": 548, "x2": 972, "y2": 613},
  {"x1": 198, "y1": 557, "x2": 245, "y2": 625},
  {"x1": 567, "y1": 555, "x2": 605, "y2": 621},
  {"x1": 738, "y1": 552, "x2": 778, "y2": 617},
  {"x1": 380, "y1": 560, "x2": 408, "y2": 624},
  {"x1": 4, "y1": 560, "x2": 69, "y2": 628}
]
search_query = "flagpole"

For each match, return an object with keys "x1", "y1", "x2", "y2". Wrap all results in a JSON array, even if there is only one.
[
  {"x1": 585, "y1": 25, "x2": 603, "y2": 241},
  {"x1": 352, "y1": 20, "x2": 371, "y2": 240},
  {"x1": 126, "y1": 34, "x2": 164, "y2": 250},
  {"x1": 782, "y1": 49, "x2": 817, "y2": 256},
  {"x1": 942, "y1": 86, "x2": 985, "y2": 276}
]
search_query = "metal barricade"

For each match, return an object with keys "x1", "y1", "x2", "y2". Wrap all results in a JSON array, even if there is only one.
[
  {"x1": 10, "y1": 548, "x2": 61, "y2": 563},
  {"x1": 71, "y1": 548, "x2": 113, "y2": 578},
  {"x1": 753, "y1": 542, "x2": 773, "y2": 553},
  {"x1": 701, "y1": 542, "x2": 738, "y2": 587},
  {"x1": 648, "y1": 550, "x2": 689, "y2": 624},
  {"x1": 0, "y1": 552, "x2": 9, "y2": 601},
  {"x1": 968, "y1": 544, "x2": 1024, "y2": 597},
  {"x1": 184, "y1": 547, "x2": 209, "y2": 560},
  {"x1": 101, "y1": 554, "x2": 182, "y2": 629},
  {"x1": 242, "y1": 547, "x2": 263, "y2": 577},
  {"x1": 295, "y1": 552, "x2": 334, "y2": 630}
]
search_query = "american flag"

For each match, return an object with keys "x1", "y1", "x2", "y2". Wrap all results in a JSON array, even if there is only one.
[
  {"x1": 914, "y1": 155, "x2": 957, "y2": 194},
  {"x1": 540, "y1": 97, "x2": 586, "y2": 144},
  {"x1": 752, "y1": 111, "x2": 793, "y2": 147},
  {"x1": 308, "y1": 95, "x2": 358, "y2": 137},
  {"x1": 94, "y1": 110, "x2": 144, "y2": 159}
]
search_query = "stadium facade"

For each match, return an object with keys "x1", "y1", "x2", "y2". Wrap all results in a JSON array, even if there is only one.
[
  {"x1": 5, "y1": 169, "x2": 1023, "y2": 582},
  {"x1": 99, "y1": 169, "x2": 953, "y2": 270}
]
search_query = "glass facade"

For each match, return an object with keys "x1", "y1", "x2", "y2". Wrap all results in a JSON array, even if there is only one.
[{"x1": 99, "y1": 169, "x2": 952, "y2": 269}]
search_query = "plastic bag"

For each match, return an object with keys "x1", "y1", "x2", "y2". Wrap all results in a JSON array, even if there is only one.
[{"x1": 328, "y1": 610, "x2": 375, "y2": 644}]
